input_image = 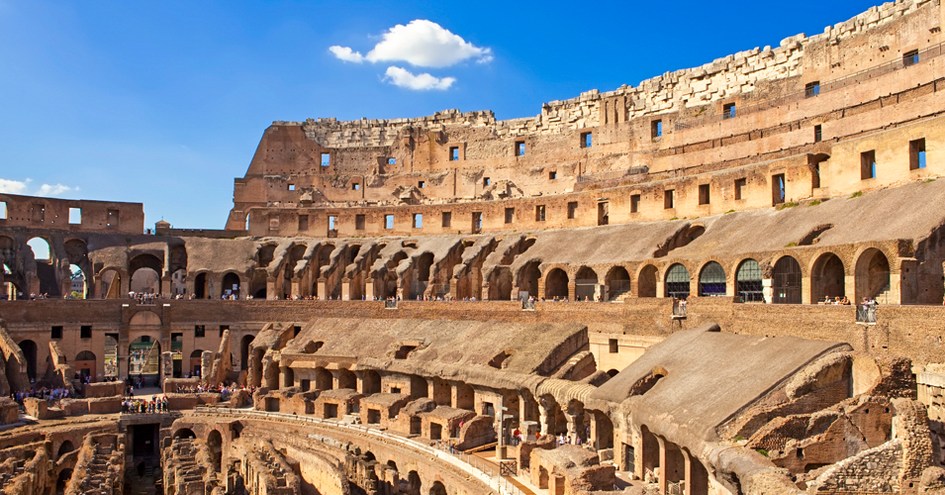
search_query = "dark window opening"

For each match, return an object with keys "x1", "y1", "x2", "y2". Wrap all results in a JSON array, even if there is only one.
[
  {"x1": 471, "y1": 212, "x2": 482, "y2": 233},
  {"x1": 664, "y1": 190, "x2": 675, "y2": 209},
  {"x1": 355, "y1": 214, "x2": 365, "y2": 230},
  {"x1": 298, "y1": 215, "x2": 309, "y2": 231},
  {"x1": 51, "y1": 326, "x2": 63, "y2": 339},
  {"x1": 772, "y1": 174, "x2": 786, "y2": 205},
  {"x1": 483, "y1": 177, "x2": 491, "y2": 187},
  {"x1": 598, "y1": 201, "x2": 609, "y2": 225},
  {"x1": 735, "y1": 178, "x2": 747, "y2": 200},
  {"x1": 723, "y1": 102, "x2": 736, "y2": 119},
  {"x1": 812, "y1": 163, "x2": 821, "y2": 189},
  {"x1": 515, "y1": 141, "x2": 525, "y2": 156},
  {"x1": 80, "y1": 325, "x2": 92, "y2": 339},
  {"x1": 195, "y1": 325, "x2": 205, "y2": 338},
  {"x1": 630, "y1": 194, "x2": 640, "y2": 213},
  {"x1": 535, "y1": 205, "x2": 545, "y2": 222},
  {"x1": 805, "y1": 81, "x2": 821, "y2": 97},
  {"x1": 698, "y1": 184, "x2": 711, "y2": 205},
  {"x1": 417, "y1": 180, "x2": 425, "y2": 188},
  {"x1": 441, "y1": 212, "x2": 452, "y2": 228},
  {"x1": 910, "y1": 138, "x2": 927, "y2": 170},
  {"x1": 504, "y1": 207, "x2": 514, "y2": 224},
  {"x1": 861, "y1": 150, "x2": 877, "y2": 180},
  {"x1": 548, "y1": 171, "x2": 557, "y2": 180},
  {"x1": 651, "y1": 119, "x2": 663, "y2": 139},
  {"x1": 394, "y1": 345, "x2": 417, "y2": 359},
  {"x1": 219, "y1": 325, "x2": 229, "y2": 337},
  {"x1": 903, "y1": 49, "x2": 919, "y2": 67},
  {"x1": 293, "y1": 325, "x2": 302, "y2": 337},
  {"x1": 609, "y1": 339, "x2": 618, "y2": 353},
  {"x1": 814, "y1": 125, "x2": 822, "y2": 143},
  {"x1": 449, "y1": 146, "x2": 460, "y2": 161},
  {"x1": 567, "y1": 201, "x2": 578, "y2": 219},
  {"x1": 580, "y1": 132, "x2": 592, "y2": 148},
  {"x1": 352, "y1": 183, "x2": 361, "y2": 190}
]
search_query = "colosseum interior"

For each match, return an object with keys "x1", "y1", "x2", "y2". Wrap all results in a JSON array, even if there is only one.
[{"x1": 1, "y1": 1, "x2": 945, "y2": 494}]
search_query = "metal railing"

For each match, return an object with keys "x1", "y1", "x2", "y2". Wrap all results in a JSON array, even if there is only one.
[{"x1": 193, "y1": 407, "x2": 525, "y2": 495}]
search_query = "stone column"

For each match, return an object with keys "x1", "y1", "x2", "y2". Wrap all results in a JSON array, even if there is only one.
[
  {"x1": 161, "y1": 272, "x2": 172, "y2": 297},
  {"x1": 365, "y1": 279, "x2": 375, "y2": 301},
  {"x1": 567, "y1": 281, "x2": 576, "y2": 301},
  {"x1": 341, "y1": 277, "x2": 350, "y2": 301},
  {"x1": 657, "y1": 436, "x2": 667, "y2": 495},
  {"x1": 290, "y1": 279, "x2": 302, "y2": 299},
  {"x1": 762, "y1": 278, "x2": 773, "y2": 303},
  {"x1": 266, "y1": 278, "x2": 278, "y2": 300},
  {"x1": 317, "y1": 278, "x2": 327, "y2": 300}
]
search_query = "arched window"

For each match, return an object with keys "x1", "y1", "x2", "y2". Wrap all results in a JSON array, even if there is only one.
[
  {"x1": 698, "y1": 262, "x2": 726, "y2": 296},
  {"x1": 736, "y1": 259, "x2": 764, "y2": 302},
  {"x1": 664, "y1": 264, "x2": 690, "y2": 299},
  {"x1": 772, "y1": 256, "x2": 802, "y2": 304}
]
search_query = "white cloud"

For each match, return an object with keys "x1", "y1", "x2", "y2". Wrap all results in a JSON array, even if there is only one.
[
  {"x1": 0, "y1": 178, "x2": 76, "y2": 197},
  {"x1": 328, "y1": 45, "x2": 364, "y2": 63},
  {"x1": 383, "y1": 66, "x2": 455, "y2": 91},
  {"x1": 364, "y1": 20, "x2": 491, "y2": 68},
  {"x1": 0, "y1": 178, "x2": 30, "y2": 194},
  {"x1": 36, "y1": 183, "x2": 74, "y2": 196}
]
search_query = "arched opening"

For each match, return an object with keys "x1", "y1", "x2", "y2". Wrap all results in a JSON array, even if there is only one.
[
  {"x1": 517, "y1": 261, "x2": 541, "y2": 298},
  {"x1": 18, "y1": 340, "x2": 37, "y2": 380},
  {"x1": 28, "y1": 236, "x2": 60, "y2": 296},
  {"x1": 128, "y1": 337, "x2": 161, "y2": 386},
  {"x1": 75, "y1": 351, "x2": 96, "y2": 380},
  {"x1": 189, "y1": 350, "x2": 204, "y2": 377},
  {"x1": 361, "y1": 370, "x2": 381, "y2": 395},
  {"x1": 173, "y1": 428, "x2": 196, "y2": 440},
  {"x1": 336, "y1": 369, "x2": 356, "y2": 390},
  {"x1": 812, "y1": 253, "x2": 845, "y2": 303},
  {"x1": 207, "y1": 430, "x2": 223, "y2": 472},
  {"x1": 772, "y1": 256, "x2": 802, "y2": 304},
  {"x1": 98, "y1": 268, "x2": 122, "y2": 299},
  {"x1": 698, "y1": 261, "x2": 726, "y2": 297},
  {"x1": 605, "y1": 266, "x2": 631, "y2": 300},
  {"x1": 2, "y1": 261, "x2": 23, "y2": 300},
  {"x1": 250, "y1": 271, "x2": 267, "y2": 299},
  {"x1": 487, "y1": 267, "x2": 513, "y2": 301},
  {"x1": 574, "y1": 266, "x2": 598, "y2": 301},
  {"x1": 593, "y1": 411, "x2": 614, "y2": 449},
  {"x1": 130, "y1": 267, "x2": 160, "y2": 295},
  {"x1": 194, "y1": 273, "x2": 208, "y2": 299},
  {"x1": 641, "y1": 425, "x2": 660, "y2": 479},
  {"x1": 544, "y1": 268, "x2": 569, "y2": 300},
  {"x1": 735, "y1": 259, "x2": 763, "y2": 302},
  {"x1": 664, "y1": 264, "x2": 690, "y2": 299},
  {"x1": 240, "y1": 334, "x2": 254, "y2": 371},
  {"x1": 411, "y1": 252, "x2": 435, "y2": 299},
  {"x1": 429, "y1": 481, "x2": 447, "y2": 495},
  {"x1": 104, "y1": 334, "x2": 118, "y2": 379},
  {"x1": 57, "y1": 440, "x2": 75, "y2": 459},
  {"x1": 56, "y1": 468, "x2": 73, "y2": 495},
  {"x1": 855, "y1": 248, "x2": 891, "y2": 303},
  {"x1": 283, "y1": 244, "x2": 308, "y2": 299},
  {"x1": 67, "y1": 264, "x2": 87, "y2": 299},
  {"x1": 407, "y1": 471, "x2": 422, "y2": 495},
  {"x1": 314, "y1": 368, "x2": 333, "y2": 391},
  {"x1": 222, "y1": 272, "x2": 241, "y2": 299},
  {"x1": 129, "y1": 254, "x2": 163, "y2": 296},
  {"x1": 637, "y1": 265, "x2": 658, "y2": 298}
]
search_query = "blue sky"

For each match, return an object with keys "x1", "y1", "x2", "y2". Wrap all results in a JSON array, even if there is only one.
[{"x1": 0, "y1": 0, "x2": 880, "y2": 229}]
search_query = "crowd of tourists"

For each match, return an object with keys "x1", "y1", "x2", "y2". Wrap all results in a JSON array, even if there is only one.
[
  {"x1": 12, "y1": 386, "x2": 72, "y2": 404},
  {"x1": 122, "y1": 396, "x2": 169, "y2": 414}
]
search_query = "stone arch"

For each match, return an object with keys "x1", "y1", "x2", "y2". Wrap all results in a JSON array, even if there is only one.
[
  {"x1": 487, "y1": 266, "x2": 513, "y2": 300},
  {"x1": 772, "y1": 256, "x2": 803, "y2": 304},
  {"x1": 314, "y1": 367, "x2": 333, "y2": 391},
  {"x1": 698, "y1": 261, "x2": 726, "y2": 297},
  {"x1": 64, "y1": 239, "x2": 91, "y2": 298},
  {"x1": 407, "y1": 470, "x2": 422, "y2": 495},
  {"x1": 221, "y1": 272, "x2": 241, "y2": 299},
  {"x1": 337, "y1": 369, "x2": 356, "y2": 389},
  {"x1": 193, "y1": 272, "x2": 209, "y2": 299},
  {"x1": 362, "y1": 370, "x2": 381, "y2": 395},
  {"x1": 67, "y1": 264, "x2": 87, "y2": 299},
  {"x1": 189, "y1": 350, "x2": 204, "y2": 377},
  {"x1": 410, "y1": 252, "x2": 435, "y2": 299},
  {"x1": 170, "y1": 268, "x2": 187, "y2": 296},
  {"x1": 18, "y1": 340, "x2": 37, "y2": 380},
  {"x1": 56, "y1": 468, "x2": 73, "y2": 494},
  {"x1": 855, "y1": 248, "x2": 891, "y2": 303},
  {"x1": 207, "y1": 430, "x2": 223, "y2": 472},
  {"x1": 129, "y1": 254, "x2": 163, "y2": 295},
  {"x1": 56, "y1": 440, "x2": 75, "y2": 459},
  {"x1": 664, "y1": 263, "x2": 690, "y2": 299},
  {"x1": 735, "y1": 259, "x2": 763, "y2": 302},
  {"x1": 574, "y1": 266, "x2": 598, "y2": 301},
  {"x1": 429, "y1": 480, "x2": 447, "y2": 495},
  {"x1": 27, "y1": 236, "x2": 60, "y2": 296},
  {"x1": 128, "y1": 336, "x2": 161, "y2": 385},
  {"x1": 517, "y1": 261, "x2": 541, "y2": 298},
  {"x1": 173, "y1": 428, "x2": 196, "y2": 439},
  {"x1": 544, "y1": 267, "x2": 569, "y2": 300},
  {"x1": 75, "y1": 351, "x2": 96, "y2": 379},
  {"x1": 605, "y1": 266, "x2": 631, "y2": 300},
  {"x1": 811, "y1": 252, "x2": 845, "y2": 302},
  {"x1": 637, "y1": 264, "x2": 658, "y2": 298}
]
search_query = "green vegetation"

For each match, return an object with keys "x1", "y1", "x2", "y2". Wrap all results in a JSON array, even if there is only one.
[
  {"x1": 850, "y1": 191, "x2": 863, "y2": 198},
  {"x1": 785, "y1": 242, "x2": 798, "y2": 248},
  {"x1": 808, "y1": 199, "x2": 822, "y2": 207},
  {"x1": 725, "y1": 209, "x2": 736, "y2": 214},
  {"x1": 776, "y1": 201, "x2": 799, "y2": 210},
  {"x1": 756, "y1": 448, "x2": 769, "y2": 457}
]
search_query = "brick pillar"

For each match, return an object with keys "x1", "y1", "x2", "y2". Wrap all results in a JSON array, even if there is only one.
[
  {"x1": 266, "y1": 277, "x2": 278, "y2": 300},
  {"x1": 657, "y1": 436, "x2": 667, "y2": 495},
  {"x1": 341, "y1": 277, "x2": 350, "y2": 301},
  {"x1": 365, "y1": 279, "x2": 375, "y2": 301},
  {"x1": 567, "y1": 281, "x2": 576, "y2": 301},
  {"x1": 317, "y1": 278, "x2": 327, "y2": 300}
]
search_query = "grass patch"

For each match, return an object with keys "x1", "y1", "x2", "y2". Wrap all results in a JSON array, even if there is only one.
[
  {"x1": 924, "y1": 178, "x2": 937, "y2": 183},
  {"x1": 785, "y1": 242, "x2": 798, "y2": 248},
  {"x1": 776, "y1": 201, "x2": 799, "y2": 210},
  {"x1": 850, "y1": 191, "x2": 863, "y2": 198},
  {"x1": 756, "y1": 448, "x2": 769, "y2": 457},
  {"x1": 808, "y1": 199, "x2": 822, "y2": 207},
  {"x1": 725, "y1": 209, "x2": 736, "y2": 215}
]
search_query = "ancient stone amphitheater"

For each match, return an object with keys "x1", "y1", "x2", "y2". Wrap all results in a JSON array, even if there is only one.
[{"x1": 1, "y1": 1, "x2": 945, "y2": 494}]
